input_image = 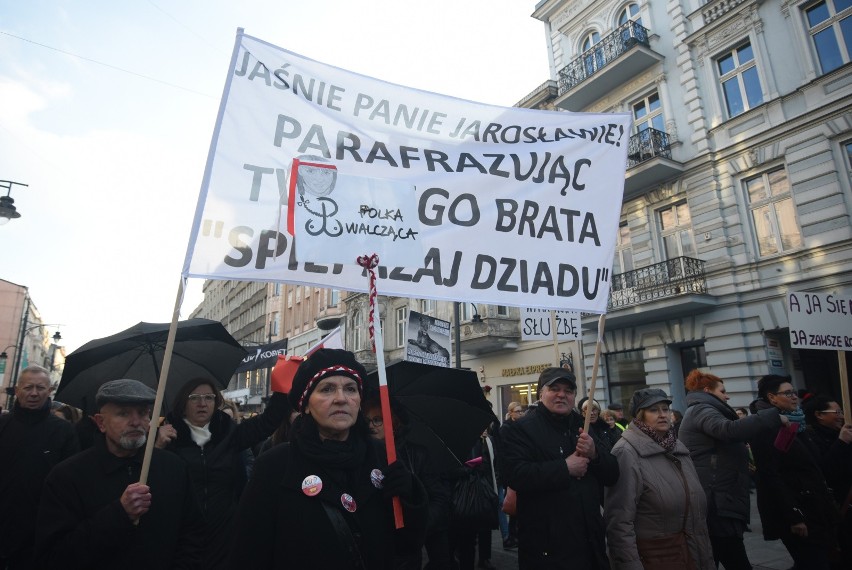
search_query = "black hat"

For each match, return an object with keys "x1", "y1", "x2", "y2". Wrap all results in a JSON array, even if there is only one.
[
  {"x1": 537, "y1": 367, "x2": 577, "y2": 395},
  {"x1": 95, "y1": 379, "x2": 156, "y2": 410},
  {"x1": 608, "y1": 403, "x2": 624, "y2": 411},
  {"x1": 629, "y1": 388, "x2": 672, "y2": 416},
  {"x1": 289, "y1": 349, "x2": 368, "y2": 413}
]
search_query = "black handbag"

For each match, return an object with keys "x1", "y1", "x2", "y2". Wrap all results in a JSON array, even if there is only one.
[{"x1": 451, "y1": 465, "x2": 499, "y2": 531}]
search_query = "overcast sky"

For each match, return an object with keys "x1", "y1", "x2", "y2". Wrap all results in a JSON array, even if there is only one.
[{"x1": 0, "y1": 0, "x2": 550, "y2": 352}]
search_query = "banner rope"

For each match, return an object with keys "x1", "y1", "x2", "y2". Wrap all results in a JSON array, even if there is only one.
[{"x1": 356, "y1": 253, "x2": 380, "y2": 351}]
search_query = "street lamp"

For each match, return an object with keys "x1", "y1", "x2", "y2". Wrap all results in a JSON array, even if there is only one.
[
  {"x1": 0, "y1": 180, "x2": 28, "y2": 225},
  {"x1": 453, "y1": 302, "x2": 483, "y2": 368}
]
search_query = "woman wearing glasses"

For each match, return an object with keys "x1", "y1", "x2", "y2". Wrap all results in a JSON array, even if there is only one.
[
  {"x1": 157, "y1": 377, "x2": 289, "y2": 570},
  {"x1": 749, "y1": 375, "x2": 840, "y2": 570}
]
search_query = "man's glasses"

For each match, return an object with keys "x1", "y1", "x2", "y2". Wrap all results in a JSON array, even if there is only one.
[
  {"x1": 366, "y1": 417, "x2": 383, "y2": 427},
  {"x1": 771, "y1": 390, "x2": 797, "y2": 398},
  {"x1": 188, "y1": 393, "x2": 216, "y2": 403}
]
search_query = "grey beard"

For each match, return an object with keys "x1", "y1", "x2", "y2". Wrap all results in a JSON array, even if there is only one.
[{"x1": 119, "y1": 433, "x2": 147, "y2": 450}]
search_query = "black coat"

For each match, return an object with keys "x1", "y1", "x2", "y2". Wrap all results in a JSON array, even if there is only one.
[
  {"x1": 679, "y1": 390, "x2": 781, "y2": 535},
  {"x1": 749, "y1": 401, "x2": 840, "y2": 546},
  {"x1": 34, "y1": 436, "x2": 204, "y2": 570},
  {"x1": 807, "y1": 422, "x2": 852, "y2": 504},
  {"x1": 0, "y1": 401, "x2": 79, "y2": 569},
  {"x1": 228, "y1": 432, "x2": 428, "y2": 569},
  {"x1": 501, "y1": 405, "x2": 619, "y2": 570},
  {"x1": 164, "y1": 392, "x2": 288, "y2": 570}
]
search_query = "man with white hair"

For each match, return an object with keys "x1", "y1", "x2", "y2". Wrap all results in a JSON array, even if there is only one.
[
  {"x1": 0, "y1": 365, "x2": 78, "y2": 570},
  {"x1": 34, "y1": 379, "x2": 203, "y2": 570}
]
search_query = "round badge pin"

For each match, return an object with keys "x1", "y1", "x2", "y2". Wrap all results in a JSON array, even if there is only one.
[
  {"x1": 301, "y1": 475, "x2": 323, "y2": 496},
  {"x1": 370, "y1": 468, "x2": 384, "y2": 489},
  {"x1": 341, "y1": 493, "x2": 357, "y2": 512}
]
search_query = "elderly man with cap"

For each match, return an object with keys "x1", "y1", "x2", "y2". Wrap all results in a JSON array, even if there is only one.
[
  {"x1": 33, "y1": 379, "x2": 204, "y2": 570},
  {"x1": 500, "y1": 367, "x2": 619, "y2": 569},
  {"x1": 228, "y1": 348, "x2": 428, "y2": 569},
  {"x1": 0, "y1": 365, "x2": 79, "y2": 570},
  {"x1": 607, "y1": 402, "x2": 628, "y2": 432}
]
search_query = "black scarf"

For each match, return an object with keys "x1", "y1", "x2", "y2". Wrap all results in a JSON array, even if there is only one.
[{"x1": 291, "y1": 414, "x2": 369, "y2": 473}]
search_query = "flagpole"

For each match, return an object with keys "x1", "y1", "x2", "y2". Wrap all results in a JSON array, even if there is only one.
[{"x1": 583, "y1": 314, "x2": 606, "y2": 435}]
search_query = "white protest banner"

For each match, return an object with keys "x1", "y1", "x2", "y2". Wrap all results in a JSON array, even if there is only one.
[
  {"x1": 182, "y1": 30, "x2": 632, "y2": 313},
  {"x1": 288, "y1": 158, "x2": 421, "y2": 267},
  {"x1": 405, "y1": 310, "x2": 451, "y2": 367},
  {"x1": 787, "y1": 291, "x2": 852, "y2": 351},
  {"x1": 520, "y1": 308, "x2": 581, "y2": 340}
]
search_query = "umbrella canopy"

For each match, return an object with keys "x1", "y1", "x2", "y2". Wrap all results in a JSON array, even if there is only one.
[
  {"x1": 367, "y1": 360, "x2": 497, "y2": 473},
  {"x1": 56, "y1": 319, "x2": 247, "y2": 414}
]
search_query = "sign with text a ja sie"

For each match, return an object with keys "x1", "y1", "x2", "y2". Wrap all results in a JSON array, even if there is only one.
[{"x1": 787, "y1": 291, "x2": 852, "y2": 351}]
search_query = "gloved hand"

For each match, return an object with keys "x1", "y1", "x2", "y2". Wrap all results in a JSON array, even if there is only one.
[{"x1": 381, "y1": 460, "x2": 413, "y2": 500}]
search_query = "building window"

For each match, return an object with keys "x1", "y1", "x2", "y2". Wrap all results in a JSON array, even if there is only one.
[
  {"x1": 287, "y1": 289, "x2": 293, "y2": 308},
  {"x1": 496, "y1": 305, "x2": 508, "y2": 316},
  {"x1": 352, "y1": 310, "x2": 363, "y2": 350},
  {"x1": 273, "y1": 283, "x2": 282, "y2": 296},
  {"x1": 618, "y1": 2, "x2": 641, "y2": 25},
  {"x1": 805, "y1": 0, "x2": 852, "y2": 74},
  {"x1": 680, "y1": 344, "x2": 707, "y2": 379},
  {"x1": 658, "y1": 202, "x2": 696, "y2": 259},
  {"x1": 605, "y1": 349, "x2": 647, "y2": 414},
  {"x1": 717, "y1": 42, "x2": 763, "y2": 118},
  {"x1": 845, "y1": 140, "x2": 852, "y2": 169},
  {"x1": 745, "y1": 167, "x2": 802, "y2": 256},
  {"x1": 395, "y1": 307, "x2": 408, "y2": 348},
  {"x1": 329, "y1": 289, "x2": 339, "y2": 307},
  {"x1": 581, "y1": 30, "x2": 604, "y2": 75},
  {"x1": 271, "y1": 313, "x2": 280, "y2": 336},
  {"x1": 633, "y1": 92, "x2": 665, "y2": 133},
  {"x1": 421, "y1": 298, "x2": 436, "y2": 315}
]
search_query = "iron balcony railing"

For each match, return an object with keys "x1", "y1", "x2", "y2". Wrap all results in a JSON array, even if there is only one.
[
  {"x1": 627, "y1": 127, "x2": 672, "y2": 167},
  {"x1": 558, "y1": 20, "x2": 651, "y2": 94},
  {"x1": 609, "y1": 256, "x2": 707, "y2": 310}
]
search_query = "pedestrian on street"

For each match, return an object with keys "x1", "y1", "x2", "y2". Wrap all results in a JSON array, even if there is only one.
[
  {"x1": 0, "y1": 365, "x2": 79, "y2": 570},
  {"x1": 501, "y1": 367, "x2": 618, "y2": 569},
  {"x1": 34, "y1": 378, "x2": 204, "y2": 570},
  {"x1": 227, "y1": 348, "x2": 427, "y2": 569},
  {"x1": 605, "y1": 387, "x2": 715, "y2": 570},
  {"x1": 749, "y1": 375, "x2": 840, "y2": 570},
  {"x1": 678, "y1": 369, "x2": 786, "y2": 569}
]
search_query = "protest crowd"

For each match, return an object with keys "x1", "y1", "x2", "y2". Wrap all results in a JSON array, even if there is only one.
[{"x1": 1, "y1": 354, "x2": 850, "y2": 570}]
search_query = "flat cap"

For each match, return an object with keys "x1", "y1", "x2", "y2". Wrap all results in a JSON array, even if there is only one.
[
  {"x1": 96, "y1": 379, "x2": 156, "y2": 409},
  {"x1": 537, "y1": 367, "x2": 577, "y2": 394},
  {"x1": 608, "y1": 403, "x2": 624, "y2": 411},
  {"x1": 629, "y1": 388, "x2": 672, "y2": 416}
]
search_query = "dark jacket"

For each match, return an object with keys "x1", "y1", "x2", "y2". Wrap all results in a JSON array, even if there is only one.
[
  {"x1": 679, "y1": 390, "x2": 782, "y2": 535},
  {"x1": 164, "y1": 392, "x2": 288, "y2": 570},
  {"x1": 0, "y1": 401, "x2": 79, "y2": 569},
  {"x1": 34, "y1": 436, "x2": 204, "y2": 570},
  {"x1": 227, "y1": 432, "x2": 428, "y2": 569},
  {"x1": 589, "y1": 417, "x2": 620, "y2": 451},
  {"x1": 807, "y1": 422, "x2": 852, "y2": 504},
  {"x1": 501, "y1": 404, "x2": 619, "y2": 570},
  {"x1": 748, "y1": 400, "x2": 840, "y2": 546}
]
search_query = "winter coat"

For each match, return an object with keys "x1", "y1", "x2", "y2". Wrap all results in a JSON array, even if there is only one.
[
  {"x1": 604, "y1": 427, "x2": 715, "y2": 570},
  {"x1": 34, "y1": 435, "x2": 204, "y2": 570},
  {"x1": 501, "y1": 404, "x2": 619, "y2": 570},
  {"x1": 0, "y1": 401, "x2": 79, "y2": 569},
  {"x1": 807, "y1": 422, "x2": 852, "y2": 505},
  {"x1": 678, "y1": 390, "x2": 782, "y2": 536},
  {"x1": 227, "y1": 434, "x2": 428, "y2": 569},
  {"x1": 748, "y1": 400, "x2": 840, "y2": 546},
  {"x1": 164, "y1": 391, "x2": 288, "y2": 570}
]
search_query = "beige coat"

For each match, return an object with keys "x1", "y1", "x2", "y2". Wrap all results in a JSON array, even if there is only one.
[{"x1": 604, "y1": 427, "x2": 714, "y2": 570}]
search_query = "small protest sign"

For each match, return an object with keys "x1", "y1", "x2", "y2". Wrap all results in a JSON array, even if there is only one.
[
  {"x1": 405, "y1": 310, "x2": 451, "y2": 367},
  {"x1": 521, "y1": 308, "x2": 581, "y2": 341}
]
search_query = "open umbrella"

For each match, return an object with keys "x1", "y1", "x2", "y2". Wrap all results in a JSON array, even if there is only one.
[
  {"x1": 56, "y1": 319, "x2": 247, "y2": 414},
  {"x1": 367, "y1": 360, "x2": 497, "y2": 472}
]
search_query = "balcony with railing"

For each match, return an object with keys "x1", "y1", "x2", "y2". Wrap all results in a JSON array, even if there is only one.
[
  {"x1": 603, "y1": 257, "x2": 716, "y2": 327},
  {"x1": 555, "y1": 21, "x2": 663, "y2": 111},
  {"x1": 623, "y1": 127, "x2": 685, "y2": 198}
]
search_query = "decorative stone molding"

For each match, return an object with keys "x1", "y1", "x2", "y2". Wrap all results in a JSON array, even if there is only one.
[
  {"x1": 702, "y1": 0, "x2": 748, "y2": 25},
  {"x1": 708, "y1": 16, "x2": 748, "y2": 49}
]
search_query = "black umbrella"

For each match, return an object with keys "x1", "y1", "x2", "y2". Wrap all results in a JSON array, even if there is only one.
[
  {"x1": 367, "y1": 360, "x2": 497, "y2": 472},
  {"x1": 56, "y1": 319, "x2": 247, "y2": 414}
]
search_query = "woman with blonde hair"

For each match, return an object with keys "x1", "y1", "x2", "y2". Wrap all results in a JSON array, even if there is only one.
[
  {"x1": 504, "y1": 401, "x2": 522, "y2": 423},
  {"x1": 678, "y1": 369, "x2": 785, "y2": 569}
]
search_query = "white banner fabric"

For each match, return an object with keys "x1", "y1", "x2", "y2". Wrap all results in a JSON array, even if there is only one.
[{"x1": 182, "y1": 31, "x2": 632, "y2": 312}]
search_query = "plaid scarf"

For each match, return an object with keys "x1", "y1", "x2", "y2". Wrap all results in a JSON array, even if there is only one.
[{"x1": 632, "y1": 417, "x2": 677, "y2": 451}]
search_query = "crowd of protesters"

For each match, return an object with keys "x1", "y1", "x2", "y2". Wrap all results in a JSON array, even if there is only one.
[{"x1": 1, "y1": 356, "x2": 850, "y2": 570}]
